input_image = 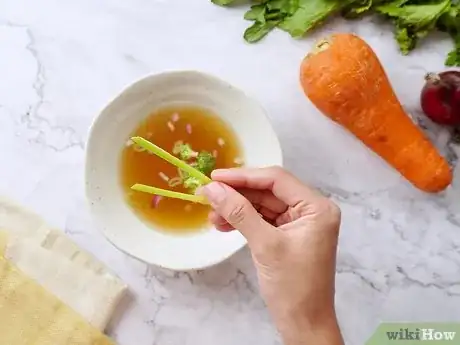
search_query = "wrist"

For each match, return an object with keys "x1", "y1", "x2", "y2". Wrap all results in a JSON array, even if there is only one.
[{"x1": 276, "y1": 307, "x2": 343, "y2": 345}]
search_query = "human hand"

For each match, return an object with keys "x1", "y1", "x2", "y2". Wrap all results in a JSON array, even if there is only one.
[{"x1": 200, "y1": 167, "x2": 343, "y2": 345}]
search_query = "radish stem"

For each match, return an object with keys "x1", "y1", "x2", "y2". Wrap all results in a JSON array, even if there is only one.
[
  {"x1": 131, "y1": 136, "x2": 212, "y2": 184},
  {"x1": 131, "y1": 184, "x2": 209, "y2": 204}
]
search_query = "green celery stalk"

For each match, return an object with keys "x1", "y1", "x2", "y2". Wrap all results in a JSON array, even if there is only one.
[
  {"x1": 131, "y1": 184, "x2": 209, "y2": 204},
  {"x1": 131, "y1": 136, "x2": 212, "y2": 184}
]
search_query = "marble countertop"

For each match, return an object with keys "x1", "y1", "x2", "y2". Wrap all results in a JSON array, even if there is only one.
[{"x1": 1, "y1": 1, "x2": 459, "y2": 344}]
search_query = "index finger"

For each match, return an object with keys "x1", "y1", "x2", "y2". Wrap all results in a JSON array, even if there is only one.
[{"x1": 211, "y1": 166, "x2": 323, "y2": 207}]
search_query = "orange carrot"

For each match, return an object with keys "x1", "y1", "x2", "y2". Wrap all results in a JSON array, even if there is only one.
[{"x1": 300, "y1": 33, "x2": 452, "y2": 193}]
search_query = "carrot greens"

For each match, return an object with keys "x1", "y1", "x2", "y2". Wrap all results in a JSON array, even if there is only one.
[{"x1": 211, "y1": 0, "x2": 460, "y2": 67}]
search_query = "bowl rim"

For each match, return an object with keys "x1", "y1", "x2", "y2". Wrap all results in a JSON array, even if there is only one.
[{"x1": 85, "y1": 69, "x2": 284, "y2": 271}]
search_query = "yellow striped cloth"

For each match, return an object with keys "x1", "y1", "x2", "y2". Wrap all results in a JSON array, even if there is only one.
[{"x1": 0, "y1": 232, "x2": 115, "y2": 345}]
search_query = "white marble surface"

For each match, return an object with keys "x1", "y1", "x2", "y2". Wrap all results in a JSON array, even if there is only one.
[{"x1": 1, "y1": 1, "x2": 459, "y2": 344}]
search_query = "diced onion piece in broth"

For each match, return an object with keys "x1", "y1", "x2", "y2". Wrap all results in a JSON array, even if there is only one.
[
  {"x1": 186, "y1": 124, "x2": 192, "y2": 134},
  {"x1": 159, "y1": 172, "x2": 170, "y2": 182},
  {"x1": 168, "y1": 176, "x2": 183, "y2": 188},
  {"x1": 171, "y1": 112, "x2": 180, "y2": 122},
  {"x1": 167, "y1": 121, "x2": 175, "y2": 132},
  {"x1": 217, "y1": 138, "x2": 225, "y2": 147}
]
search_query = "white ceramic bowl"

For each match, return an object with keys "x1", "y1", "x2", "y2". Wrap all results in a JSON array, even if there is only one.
[{"x1": 85, "y1": 70, "x2": 283, "y2": 271}]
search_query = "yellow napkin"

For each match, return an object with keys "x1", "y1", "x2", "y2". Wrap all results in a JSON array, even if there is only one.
[
  {"x1": 0, "y1": 232, "x2": 7, "y2": 253},
  {"x1": 0, "y1": 197, "x2": 127, "y2": 329},
  {"x1": 0, "y1": 232, "x2": 115, "y2": 345}
]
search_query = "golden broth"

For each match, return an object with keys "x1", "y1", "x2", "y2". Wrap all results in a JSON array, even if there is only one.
[{"x1": 120, "y1": 105, "x2": 243, "y2": 234}]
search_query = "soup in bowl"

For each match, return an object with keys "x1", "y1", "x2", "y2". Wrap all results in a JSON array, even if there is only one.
[{"x1": 85, "y1": 71, "x2": 283, "y2": 271}]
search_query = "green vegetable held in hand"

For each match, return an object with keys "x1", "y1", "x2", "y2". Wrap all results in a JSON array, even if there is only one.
[
  {"x1": 129, "y1": 137, "x2": 213, "y2": 203},
  {"x1": 131, "y1": 184, "x2": 209, "y2": 204},
  {"x1": 211, "y1": 0, "x2": 460, "y2": 66},
  {"x1": 132, "y1": 137, "x2": 211, "y2": 185}
]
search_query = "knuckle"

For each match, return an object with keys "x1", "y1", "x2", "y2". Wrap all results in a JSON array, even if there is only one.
[
  {"x1": 315, "y1": 198, "x2": 337, "y2": 214},
  {"x1": 329, "y1": 201, "x2": 341, "y2": 221},
  {"x1": 266, "y1": 165, "x2": 287, "y2": 179},
  {"x1": 314, "y1": 199, "x2": 341, "y2": 227},
  {"x1": 227, "y1": 201, "x2": 249, "y2": 225}
]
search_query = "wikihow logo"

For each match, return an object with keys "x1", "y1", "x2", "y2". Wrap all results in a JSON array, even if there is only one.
[{"x1": 366, "y1": 323, "x2": 460, "y2": 344}]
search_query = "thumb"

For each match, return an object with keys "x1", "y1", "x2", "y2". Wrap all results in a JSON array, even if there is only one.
[{"x1": 201, "y1": 182, "x2": 271, "y2": 244}]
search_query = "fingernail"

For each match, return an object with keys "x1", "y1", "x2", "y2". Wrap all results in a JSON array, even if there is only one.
[
  {"x1": 210, "y1": 168, "x2": 236, "y2": 179},
  {"x1": 202, "y1": 182, "x2": 227, "y2": 206}
]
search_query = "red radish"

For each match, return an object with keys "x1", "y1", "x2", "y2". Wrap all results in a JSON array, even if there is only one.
[
  {"x1": 151, "y1": 195, "x2": 162, "y2": 208},
  {"x1": 421, "y1": 71, "x2": 460, "y2": 126}
]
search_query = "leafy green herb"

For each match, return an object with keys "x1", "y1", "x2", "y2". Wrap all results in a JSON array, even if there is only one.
[
  {"x1": 377, "y1": 0, "x2": 451, "y2": 55},
  {"x1": 244, "y1": 21, "x2": 279, "y2": 42},
  {"x1": 445, "y1": 35, "x2": 460, "y2": 66},
  {"x1": 243, "y1": 0, "x2": 295, "y2": 42},
  {"x1": 438, "y1": 3, "x2": 460, "y2": 32},
  {"x1": 211, "y1": 0, "x2": 238, "y2": 6},
  {"x1": 437, "y1": 3, "x2": 460, "y2": 66},
  {"x1": 395, "y1": 25, "x2": 416, "y2": 54},
  {"x1": 342, "y1": 0, "x2": 373, "y2": 19},
  {"x1": 268, "y1": 0, "x2": 299, "y2": 14},
  {"x1": 211, "y1": 0, "x2": 460, "y2": 66},
  {"x1": 278, "y1": 0, "x2": 343, "y2": 38},
  {"x1": 244, "y1": 4, "x2": 266, "y2": 22}
]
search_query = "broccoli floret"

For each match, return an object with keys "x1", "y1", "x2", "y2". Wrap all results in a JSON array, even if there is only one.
[
  {"x1": 178, "y1": 162, "x2": 197, "y2": 180},
  {"x1": 171, "y1": 143, "x2": 216, "y2": 192},
  {"x1": 183, "y1": 176, "x2": 201, "y2": 192},
  {"x1": 172, "y1": 141, "x2": 197, "y2": 160},
  {"x1": 196, "y1": 151, "x2": 216, "y2": 176},
  {"x1": 181, "y1": 153, "x2": 215, "y2": 192}
]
